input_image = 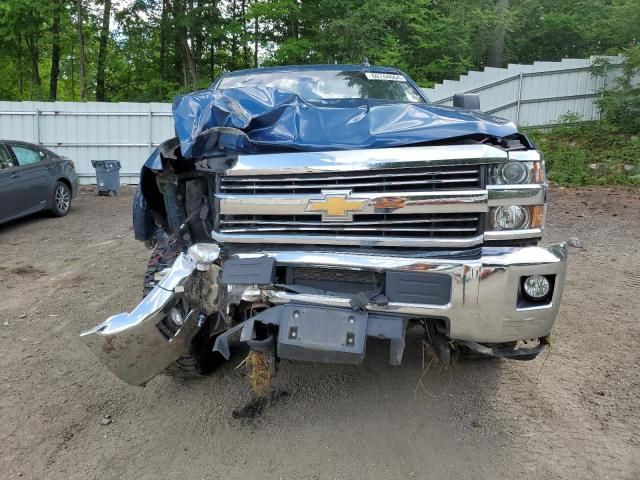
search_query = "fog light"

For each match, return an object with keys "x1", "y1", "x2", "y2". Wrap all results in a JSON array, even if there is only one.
[
  {"x1": 188, "y1": 243, "x2": 220, "y2": 271},
  {"x1": 523, "y1": 275, "x2": 550, "y2": 299},
  {"x1": 169, "y1": 307, "x2": 184, "y2": 327},
  {"x1": 494, "y1": 205, "x2": 528, "y2": 230}
]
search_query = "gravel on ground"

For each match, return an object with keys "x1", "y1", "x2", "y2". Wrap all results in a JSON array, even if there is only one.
[{"x1": 0, "y1": 186, "x2": 638, "y2": 480}]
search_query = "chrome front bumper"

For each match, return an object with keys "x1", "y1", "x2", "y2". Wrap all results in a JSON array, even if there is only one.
[
  {"x1": 81, "y1": 242, "x2": 567, "y2": 385},
  {"x1": 236, "y1": 242, "x2": 568, "y2": 344},
  {"x1": 80, "y1": 254, "x2": 200, "y2": 386}
]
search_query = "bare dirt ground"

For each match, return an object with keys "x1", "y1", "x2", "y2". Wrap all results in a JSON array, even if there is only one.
[{"x1": 0, "y1": 186, "x2": 639, "y2": 480}]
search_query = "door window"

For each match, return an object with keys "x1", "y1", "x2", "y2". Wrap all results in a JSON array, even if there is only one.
[
  {"x1": 0, "y1": 146, "x2": 13, "y2": 169},
  {"x1": 10, "y1": 145, "x2": 43, "y2": 166}
]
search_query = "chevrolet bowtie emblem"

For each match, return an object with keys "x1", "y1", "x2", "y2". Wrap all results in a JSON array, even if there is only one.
[{"x1": 306, "y1": 192, "x2": 368, "y2": 221}]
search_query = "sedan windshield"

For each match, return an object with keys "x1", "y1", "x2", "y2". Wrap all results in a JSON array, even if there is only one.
[{"x1": 217, "y1": 70, "x2": 425, "y2": 103}]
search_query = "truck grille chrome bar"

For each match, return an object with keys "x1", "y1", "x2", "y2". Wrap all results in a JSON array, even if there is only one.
[
  {"x1": 220, "y1": 164, "x2": 482, "y2": 194},
  {"x1": 219, "y1": 213, "x2": 481, "y2": 238},
  {"x1": 211, "y1": 231, "x2": 485, "y2": 248}
]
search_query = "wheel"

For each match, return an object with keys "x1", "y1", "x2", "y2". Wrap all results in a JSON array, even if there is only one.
[
  {"x1": 51, "y1": 181, "x2": 71, "y2": 217},
  {"x1": 144, "y1": 239, "x2": 225, "y2": 379}
]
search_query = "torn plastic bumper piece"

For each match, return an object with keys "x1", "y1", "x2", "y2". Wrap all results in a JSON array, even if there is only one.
[
  {"x1": 214, "y1": 304, "x2": 409, "y2": 366},
  {"x1": 80, "y1": 253, "x2": 198, "y2": 385}
]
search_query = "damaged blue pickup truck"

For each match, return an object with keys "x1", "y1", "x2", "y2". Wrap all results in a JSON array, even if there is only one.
[{"x1": 81, "y1": 64, "x2": 568, "y2": 386}]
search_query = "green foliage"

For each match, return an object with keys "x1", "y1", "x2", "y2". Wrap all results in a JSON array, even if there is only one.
[
  {"x1": 528, "y1": 123, "x2": 640, "y2": 186},
  {"x1": 594, "y1": 46, "x2": 640, "y2": 133},
  {"x1": 505, "y1": 0, "x2": 638, "y2": 65},
  {"x1": 0, "y1": 0, "x2": 53, "y2": 99},
  {"x1": 598, "y1": 89, "x2": 640, "y2": 133},
  {"x1": 505, "y1": 10, "x2": 640, "y2": 187},
  {"x1": 556, "y1": 112, "x2": 583, "y2": 124},
  {"x1": 0, "y1": 0, "x2": 638, "y2": 102}
]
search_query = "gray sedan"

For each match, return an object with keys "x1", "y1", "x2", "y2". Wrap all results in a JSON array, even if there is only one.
[{"x1": 0, "y1": 141, "x2": 79, "y2": 225}]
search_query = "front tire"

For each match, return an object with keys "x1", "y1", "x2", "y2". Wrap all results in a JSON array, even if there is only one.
[
  {"x1": 144, "y1": 239, "x2": 225, "y2": 379},
  {"x1": 51, "y1": 181, "x2": 71, "y2": 217}
]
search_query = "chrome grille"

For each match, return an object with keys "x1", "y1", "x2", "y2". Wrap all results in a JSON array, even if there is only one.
[
  {"x1": 216, "y1": 161, "x2": 487, "y2": 247},
  {"x1": 220, "y1": 164, "x2": 482, "y2": 194},
  {"x1": 218, "y1": 213, "x2": 482, "y2": 239}
]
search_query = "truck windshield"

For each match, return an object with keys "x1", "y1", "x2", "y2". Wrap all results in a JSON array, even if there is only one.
[{"x1": 216, "y1": 70, "x2": 425, "y2": 104}]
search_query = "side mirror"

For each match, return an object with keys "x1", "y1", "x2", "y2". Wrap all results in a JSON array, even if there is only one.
[{"x1": 453, "y1": 93, "x2": 481, "y2": 111}]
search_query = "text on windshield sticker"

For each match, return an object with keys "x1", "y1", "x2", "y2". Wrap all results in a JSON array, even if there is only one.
[{"x1": 364, "y1": 72, "x2": 407, "y2": 82}]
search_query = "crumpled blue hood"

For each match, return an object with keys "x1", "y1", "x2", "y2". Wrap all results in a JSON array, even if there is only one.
[{"x1": 172, "y1": 86, "x2": 518, "y2": 158}]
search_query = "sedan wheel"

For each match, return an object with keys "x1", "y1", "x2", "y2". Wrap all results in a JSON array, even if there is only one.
[{"x1": 51, "y1": 181, "x2": 71, "y2": 217}]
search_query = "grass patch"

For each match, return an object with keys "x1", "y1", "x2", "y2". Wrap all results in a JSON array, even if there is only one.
[{"x1": 526, "y1": 123, "x2": 640, "y2": 186}]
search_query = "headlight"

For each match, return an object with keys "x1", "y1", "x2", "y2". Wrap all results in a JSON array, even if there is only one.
[
  {"x1": 493, "y1": 205, "x2": 528, "y2": 230},
  {"x1": 500, "y1": 162, "x2": 527, "y2": 183},
  {"x1": 488, "y1": 161, "x2": 544, "y2": 185},
  {"x1": 488, "y1": 205, "x2": 545, "y2": 231}
]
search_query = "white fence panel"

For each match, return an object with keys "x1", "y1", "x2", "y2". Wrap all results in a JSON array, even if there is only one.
[
  {"x1": 422, "y1": 55, "x2": 625, "y2": 127},
  {"x1": 0, "y1": 101, "x2": 174, "y2": 184}
]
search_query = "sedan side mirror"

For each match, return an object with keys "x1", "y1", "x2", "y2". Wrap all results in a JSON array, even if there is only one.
[{"x1": 453, "y1": 93, "x2": 481, "y2": 111}]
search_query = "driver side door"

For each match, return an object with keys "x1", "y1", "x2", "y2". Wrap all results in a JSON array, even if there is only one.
[{"x1": 5, "y1": 143, "x2": 52, "y2": 216}]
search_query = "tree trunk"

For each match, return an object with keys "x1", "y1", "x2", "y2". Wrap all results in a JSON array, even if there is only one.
[
  {"x1": 164, "y1": 0, "x2": 183, "y2": 85},
  {"x1": 171, "y1": 0, "x2": 197, "y2": 87},
  {"x1": 241, "y1": 0, "x2": 249, "y2": 67},
  {"x1": 254, "y1": 15, "x2": 258, "y2": 67},
  {"x1": 25, "y1": 34, "x2": 42, "y2": 100},
  {"x1": 210, "y1": 39, "x2": 215, "y2": 77},
  {"x1": 16, "y1": 32, "x2": 24, "y2": 97},
  {"x1": 159, "y1": 0, "x2": 169, "y2": 97},
  {"x1": 487, "y1": 0, "x2": 509, "y2": 68},
  {"x1": 180, "y1": 36, "x2": 198, "y2": 86},
  {"x1": 49, "y1": 0, "x2": 62, "y2": 101},
  {"x1": 75, "y1": 0, "x2": 88, "y2": 100},
  {"x1": 231, "y1": 0, "x2": 237, "y2": 68},
  {"x1": 70, "y1": 44, "x2": 75, "y2": 101},
  {"x1": 96, "y1": 0, "x2": 112, "y2": 101}
]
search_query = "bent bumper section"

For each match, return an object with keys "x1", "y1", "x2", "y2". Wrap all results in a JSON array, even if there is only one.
[
  {"x1": 80, "y1": 242, "x2": 567, "y2": 385},
  {"x1": 80, "y1": 254, "x2": 199, "y2": 386}
]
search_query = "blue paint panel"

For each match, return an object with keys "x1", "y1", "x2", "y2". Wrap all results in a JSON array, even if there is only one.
[{"x1": 172, "y1": 66, "x2": 517, "y2": 158}]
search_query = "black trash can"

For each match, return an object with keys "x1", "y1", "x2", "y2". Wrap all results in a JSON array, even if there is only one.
[{"x1": 92, "y1": 160, "x2": 121, "y2": 196}]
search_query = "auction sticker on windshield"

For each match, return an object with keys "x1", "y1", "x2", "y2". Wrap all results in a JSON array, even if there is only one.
[{"x1": 364, "y1": 72, "x2": 407, "y2": 82}]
